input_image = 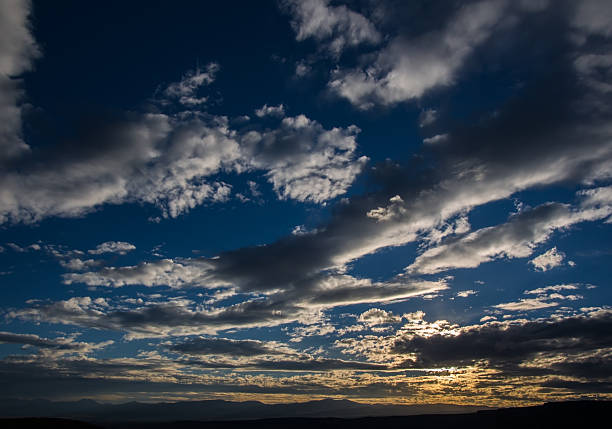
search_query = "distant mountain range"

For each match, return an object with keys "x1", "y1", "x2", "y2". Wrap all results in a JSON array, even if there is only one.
[
  {"x1": 0, "y1": 398, "x2": 488, "y2": 422},
  {"x1": 0, "y1": 400, "x2": 610, "y2": 429}
]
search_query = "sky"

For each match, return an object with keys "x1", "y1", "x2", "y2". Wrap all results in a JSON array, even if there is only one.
[{"x1": 0, "y1": 0, "x2": 611, "y2": 407}]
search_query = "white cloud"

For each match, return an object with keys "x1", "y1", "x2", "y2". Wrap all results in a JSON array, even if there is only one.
[
  {"x1": 161, "y1": 62, "x2": 219, "y2": 106},
  {"x1": 493, "y1": 297, "x2": 558, "y2": 311},
  {"x1": 529, "y1": 247, "x2": 572, "y2": 272},
  {"x1": 4, "y1": 242, "x2": 40, "y2": 252},
  {"x1": 524, "y1": 284, "x2": 579, "y2": 295},
  {"x1": 242, "y1": 115, "x2": 368, "y2": 204},
  {"x1": 88, "y1": 241, "x2": 136, "y2": 255},
  {"x1": 494, "y1": 288, "x2": 585, "y2": 312},
  {"x1": 0, "y1": 112, "x2": 241, "y2": 222},
  {"x1": 423, "y1": 134, "x2": 448, "y2": 145},
  {"x1": 366, "y1": 195, "x2": 405, "y2": 222},
  {"x1": 357, "y1": 308, "x2": 402, "y2": 326},
  {"x1": 254, "y1": 104, "x2": 285, "y2": 118},
  {"x1": 284, "y1": 0, "x2": 381, "y2": 56},
  {"x1": 421, "y1": 216, "x2": 471, "y2": 247},
  {"x1": 456, "y1": 290, "x2": 478, "y2": 298},
  {"x1": 59, "y1": 258, "x2": 101, "y2": 272},
  {"x1": 62, "y1": 258, "x2": 227, "y2": 289},
  {"x1": 578, "y1": 185, "x2": 612, "y2": 217}
]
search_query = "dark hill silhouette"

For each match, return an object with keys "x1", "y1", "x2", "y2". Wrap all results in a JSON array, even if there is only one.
[
  {"x1": 0, "y1": 399, "x2": 609, "y2": 428},
  {"x1": 0, "y1": 398, "x2": 487, "y2": 422}
]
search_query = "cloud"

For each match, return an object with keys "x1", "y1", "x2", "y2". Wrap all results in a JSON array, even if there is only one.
[
  {"x1": 492, "y1": 297, "x2": 562, "y2": 312},
  {"x1": 406, "y1": 194, "x2": 612, "y2": 275},
  {"x1": 9, "y1": 296, "x2": 302, "y2": 339},
  {"x1": 491, "y1": 283, "x2": 590, "y2": 312},
  {"x1": 254, "y1": 104, "x2": 285, "y2": 118},
  {"x1": 0, "y1": 0, "x2": 40, "y2": 161},
  {"x1": 48, "y1": 48, "x2": 612, "y2": 347},
  {"x1": 0, "y1": 330, "x2": 112, "y2": 356},
  {"x1": 572, "y1": 0, "x2": 612, "y2": 39},
  {"x1": 357, "y1": 308, "x2": 402, "y2": 326},
  {"x1": 283, "y1": 0, "x2": 381, "y2": 56},
  {"x1": 15, "y1": 275, "x2": 447, "y2": 339},
  {"x1": 188, "y1": 357, "x2": 389, "y2": 372},
  {"x1": 62, "y1": 258, "x2": 226, "y2": 289},
  {"x1": 161, "y1": 62, "x2": 219, "y2": 106},
  {"x1": 295, "y1": 61, "x2": 311, "y2": 78},
  {"x1": 166, "y1": 337, "x2": 391, "y2": 373},
  {"x1": 4, "y1": 242, "x2": 39, "y2": 252},
  {"x1": 287, "y1": 322, "x2": 335, "y2": 342},
  {"x1": 529, "y1": 247, "x2": 573, "y2": 271},
  {"x1": 88, "y1": 241, "x2": 136, "y2": 255},
  {"x1": 335, "y1": 312, "x2": 459, "y2": 364},
  {"x1": 2, "y1": 1, "x2": 612, "y2": 405},
  {"x1": 168, "y1": 337, "x2": 295, "y2": 357},
  {"x1": 456, "y1": 290, "x2": 478, "y2": 298},
  {"x1": 0, "y1": 9, "x2": 370, "y2": 225},
  {"x1": 287, "y1": 1, "x2": 557, "y2": 108},
  {"x1": 241, "y1": 115, "x2": 368, "y2": 204},
  {"x1": 391, "y1": 309, "x2": 612, "y2": 379},
  {"x1": 422, "y1": 134, "x2": 448, "y2": 145},
  {"x1": 0, "y1": 104, "x2": 366, "y2": 223},
  {"x1": 487, "y1": 283, "x2": 587, "y2": 311},
  {"x1": 0, "y1": 112, "x2": 236, "y2": 222},
  {"x1": 524, "y1": 284, "x2": 579, "y2": 295},
  {"x1": 59, "y1": 258, "x2": 101, "y2": 271},
  {"x1": 328, "y1": 0, "x2": 509, "y2": 107},
  {"x1": 418, "y1": 109, "x2": 438, "y2": 128}
]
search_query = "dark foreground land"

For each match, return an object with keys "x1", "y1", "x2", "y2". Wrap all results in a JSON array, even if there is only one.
[{"x1": 1, "y1": 400, "x2": 610, "y2": 429}]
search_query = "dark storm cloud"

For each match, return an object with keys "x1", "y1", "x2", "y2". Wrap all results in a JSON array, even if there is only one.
[
  {"x1": 392, "y1": 310, "x2": 612, "y2": 380},
  {"x1": 0, "y1": 331, "x2": 81, "y2": 351},
  {"x1": 168, "y1": 337, "x2": 290, "y2": 357}
]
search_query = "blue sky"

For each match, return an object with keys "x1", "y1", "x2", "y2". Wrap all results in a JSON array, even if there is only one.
[{"x1": 1, "y1": 0, "x2": 611, "y2": 406}]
